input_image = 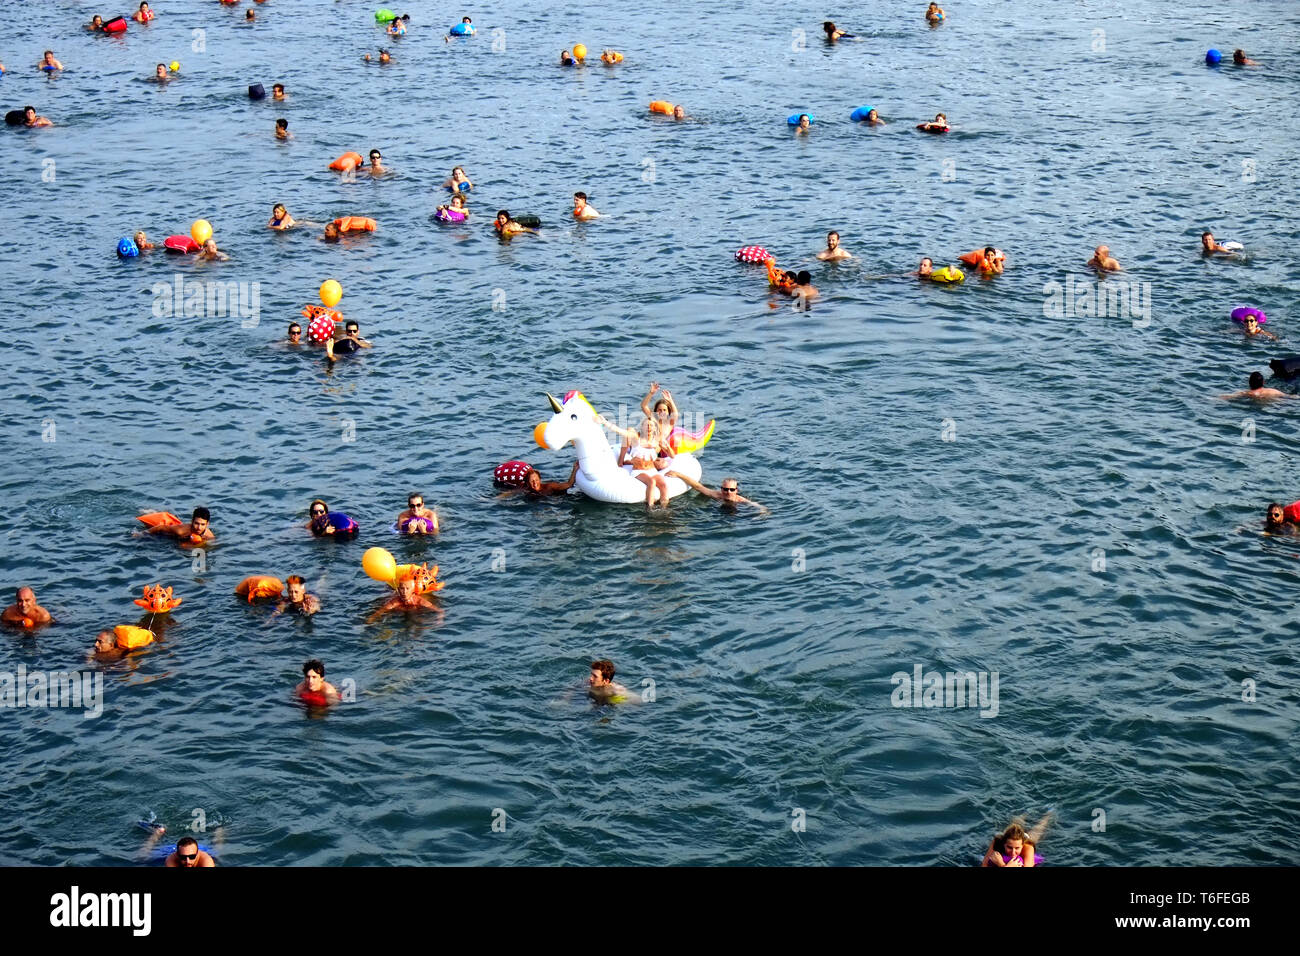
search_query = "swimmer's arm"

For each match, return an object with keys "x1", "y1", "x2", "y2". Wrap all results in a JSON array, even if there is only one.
[
  {"x1": 640, "y1": 384, "x2": 658, "y2": 420},
  {"x1": 1022, "y1": 843, "x2": 1037, "y2": 867},
  {"x1": 357, "y1": 337, "x2": 373, "y2": 348},
  {"x1": 740, "y1": 496, "x2": 769, "y2": 515},
  {"x1": 325, "y1": 338, "x2": 337, "y2": 362},
  {"x1": 0, "y1": 606, "x2": 23, "y2": 623},
  {"x1": 596, "y1": 414, "x2": 638, "y2": 443},
  {"x1": 553, "y1": 461, "x2": 581, "y2": 492},
  {"x1": 670, "y1": 472, "x2": 717, "y2": 499},
  {"x1": 661, "y1": 389, "x2": 679, "y2": 426},
  {"x1": 981, "y1": 840, "x2": 1002, "y2": 866}
]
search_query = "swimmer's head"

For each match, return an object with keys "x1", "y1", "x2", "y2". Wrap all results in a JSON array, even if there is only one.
[
  {"x1": 451, "y1": 194, "x2": 466, "y2": 208},
  {"x1": 1244, "y1": 316, "x2": 1259, "y2": 332},
  {"x1": 985, "y1": 246, "x2": 999, "y2": 257},
  {"x1": 589, "y1": 659, "x2": 615, "y2": 686},
  {"x1": 396, "y1": 575, "x2": 417, "y2": 601},
  {"x1": 369, "y1": 149, "x2": 382, "y2": 163},
  {"x1": 574, "y1": 191, "x2": 588, "y2": 205},
  {"x1": 175, "y1": 836, "x2": 200, "y2": 867},
  {"x1": 155, "y1": 63, "x2": 167, "y2": 78},
  {"x1": 273, "y1": 203, "x2": 286, "y2": 218},
  {"x1": 827, "y1": 231, "x2": 840, "y2": 249},
  {"x1": 273, "y1": 84, "x2": 284, "y2": 96},
  {"x1": 796, "y1": 270, "x2": 812, "y2": 285},
  {"x1": 288, "y1": 323, "x2": 302, "y2": 341},
  {"x1": 245, "y1": 8, "x2": 254, "y2": 19},
  {"x1": 344, "y1": 321, "x2": 359, "y2": 335},
  {"x1": 998, "y1": 822, "x2": 1026, "y2": 857},
  {"x1": 94, "y1": 631, "x2": 116, "y2": 652},
  {"x1": 935, "y1": 113, "x2": 947, "y2": 124},
  {"x1": 43, "y1": 51, "x2": 55, "y2": 64},
  {"x1": 525, "y1": 469, "x2": 543, "y2": 492},
  {"x1": 823, "y1": 21, "x2": 836, "y2": 35},
  {"x1": 798, "y1": 114, "x2": 810, "y2": 129},
  {"x1": 16, "y1": 588, "x2": 36, "y2": 614},
  {"x1": 1233, "y1": 49, "x2": 1246, "y2": 64},
  {"x1": 1201, "y1": 231, "x2": 1214, "y2": 249},
  {"x1": 1267, "y1": 502, "x2": 1285, "y2": 527},
  {"x1": 452, "y1": 166, "x2": 466, "y2": 178},
  {"x1": 462, "y1": 16, "x2": 472, "y2": 23},
  {"x1": 720, "y1": 478, "x2": 740, "y2": 500},
  {"x1": 203, "y1": 239, "x2": 218, "y2": 254},
  {"x1": 379, "y1": 50, "x2": 391, "y2": 62},
  {"x1": 672, "y1": 104, "x2": 685, "y2": 119},
  {"x1": 309, "y1": 500, "x2": 328, "y2": 520},
  {"x1": 286, "y1": 575, "x2": 306, "y2": 602},
  {"x1": 918, "y1": 257, "x2": 933, "y2": 274},
  {"x1": 24, "y1": 107, "x2": 36, "y2": 122},
  {"x1": 92, "y1": 15, "x2": 103, "y2": 27},
  {"x1": 495, "y1": 209, "x2": 510, "y2": 224},
  {"x1": 867, "y1": 109, "x2": 879, "y2": 121},
  {"x1": 324, "y1": 222, "x2": 340, "y2": 241},
  {"x1": 133, "y1": 231, "x2": 148, "y2": 246},
  {"x1": 191, "y1": 507, "x2": 210, "y2": 534},
  {"x1": 1249, "y1": 371, "x2": 1265, "y2": 390},
  {"x1": 275, "y1": 118, "x2": 288, "y2": 131}
]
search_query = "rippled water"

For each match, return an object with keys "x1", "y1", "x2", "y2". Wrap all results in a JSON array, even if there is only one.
[{"x1": 1, "y1": 0, "x2": 1299, "y2": 866}]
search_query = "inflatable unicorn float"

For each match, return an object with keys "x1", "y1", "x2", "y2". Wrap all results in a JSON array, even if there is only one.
[{"x1": 502, "y1": 391, "x2": 714, "y2": 504}]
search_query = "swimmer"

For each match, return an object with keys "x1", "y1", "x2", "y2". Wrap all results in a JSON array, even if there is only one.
[
  {"x1": 764, "y1": 258, "x2": 797, "y2": 293},
  {"x1": 975, "y1": 246, "x2": 1004, "y2": 276},
  {"x1": 198, "y1": 238, "x2": 229, "y2": 261},
  {"x1": 600, "y1": 49, "x2": 623, "y2": 64},
  {"x1": 387, "y1": 14, "x2": 410, "y2": 36},
  {"x1": 611, "y1": 417, "x2": 671, "y2": 510},
  {"x1": 588, "y1": 660, "x2": 630, "y2": 702},
  {"x1": 274, "y1": 118, "x2": 291, "y2": 140},
  {"x1": 322, "y1": 222, "x2": 340, "y2": 243},
  {"x1": 823, "y1": 21, "x2": 855, "y2": 41},
  {"x1": 641, "y1": 383, "x2": 679, "y2": 450},
  {"x1": 165, "y1": 837, "x2": 215, "y2": 868},
  {"x1": 1218, "y1": 371, "x2": 1293, "y2": 401},
  {"x1": 1240, "y1": 313, "x2": 1276, "y2": 341},
  {"x1": 792, "y1": 270, "x2": 819, "y2": 303},
  {"x1": 817, "y1": 230, "x2": 851, "y2": 261},
  {"x1": 363, "y1": 49, "x2": 393, "y2": 64},
  {"x1": 573, "y1": 191, "x2": 600, "y2": 221},
  {"x1": 286, "y1": 321, "x2": 303, "y2": 345},
  {"x1": 153, "y1": 63, "x2": 169, "y2": 83},
  {"x1": 272, "y1": 83, "x2": 285, "y2": 100},
  {"x1": 926, "y1": 3, "x2": 945, "y2": 23},
  {"x1": 981, "y1": 814, "x2": 1050, "y2": 868},
  {"x1": 560, "y1": 49, "x2": 575, "y2": 67},
  {"x1": 271, "y1": 576, "x2": 320, "y2": 617},
  {"x1": 133, "y1": 231, "x2": 155, "y2": 252},
  {"x1": 2, "y1": 587, "x2": 54, "y2": 628},
  {"x1": 497, "y1": 462, "x2": 581, "y2": 498},
  {"x1": 328, "y1": 319, "x2": 372, "y2": 361},
  {"x1": 445, "y1": 166, "x2": 474, "y2": 192},
  {"x1": 863, "y1": 108, "x2": 885, "y2": 126},
  {"x1": 914, "y1": 257, "x2": 935, "y2": 278},
  {"x1": 668, "y1": 474, "x2": 769, "y2": 514},
  {"x1": 267, "y1": 204, "x2": 294, "y2": 230},
  {"x1": 794, "y1": 114, "x2": 812, "y2": 135},
  {"x1": 1201, "y1": 231, "x2": 1236, "y2": 255},
  {"x1": 448, "y1": 16, "x2": 474, "y2": 40},
  {"x1": 369, "y1": 574, "x2": 437, "y2": 620},
  {"x1": 145, "y1": 507, "x2": 215, "y2": 543},
  {"x1": 38, "y1": 51, "x2": 64, "y2": 72},
  {"x1": 1086, "y1": 244, "x2": 1121, "y2": 272},
  {"x1": 494, "y1": 210, "x2": 538, "y2": 238},
  {"x1": 89, "y1": 15, "x2": 104, "y2": 31},
  {"x1": 366, "y1": 149, "x2": 385, "y2": 176},
  {"x1": 1263, "y1": 502, "x2": 1297, "y2": 535},
  {"x1": 92, "y1": 630, "x2": 125, "y2": 660},
  {"x1": 23, "y1": 106, "x2": 53, "y2": 128},
  {"x1": 1233, "y1": 49, "x2": 1258, "y2": 66},
  {"x1": 917, "y1": 112, "x2": 948, "y2": 132},
  {"x1": 245, "y1": 8, "x2": 255, "y2": 21},
  {"x1": 396, "y1": 494, "x2": 440, "y2": 534},
  {"x1": 436, "y1": 193, "x2": 470, "y2": 220},
  {"x1": 133, "y1": 2, "x2": 154, "y2": 23},
  {"x1": 672, "y1": 104, "x2": 685, "y2": 120}
]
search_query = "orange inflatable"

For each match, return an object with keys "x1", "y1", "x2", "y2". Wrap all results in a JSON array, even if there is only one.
[
  {"x1": 134, "y1": 584, "x2": 183, "y2": 613},
  {"x1": 393, "y1": 563, "x2": 445, "y2": 594},
  {"x1": 329, "y1": 152, "x2": 364, "y2": 172},
  {"x1": 959, "y1": 249, "x2": 1005, "y2": 267},
  {"x1": 649, "y1": 101, "x2": 674, "y2": 115},
  {"x1": 235, "y1": 576, "x2": 284, "y2": 602},
  {"x1": 136, "y1": 511, "x2": 182, "y2": 529},
  {"x1": 334, "y1": 216, "x2": 376, "y2": 233},
  {"x1": 114, "y1": 625, "x2": 155, "y2": 650},
  {"x1": 301, "y1": 304, "x2": 342, "y2": 322}
]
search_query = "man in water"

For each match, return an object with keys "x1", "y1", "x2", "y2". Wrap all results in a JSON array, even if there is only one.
[
  {"x1": 816, "y1": 231, "x2": 851, "y2": 261},
  {"x1": 1263, "y1": 503, "x2": 1298, "y2": 535},
  {"x1": 573, "y1": 191, "x2": 600, "y2": 221},
  {"x1": 39, "y1": 51, "x2": 64, "y2": 71},
  {"x1": 272, "y1": 83, "x2": 285, "y2": 100},
  {"x1": 1201, "y1": 231, "x2": 1236, "y2": 255},
  {"x1": 286, "y1": 322, "x2": 303, "y2": 345},
  {"x1": 396, "y1": 493, "x2": 440, "y2": 534},
  {"x1": 295, "y1": 659, "x2": 340, "y2": 706},
  {"x1": 1233, "y1": 49, "x2": 1258, "y2": 66},
  {"x1": 588, "y1": 660, "x2": 630, "y2": 702},
  {"x1": 153, "y1": 63, "x2": 169, "y2": 83},
  {"x1": 366, "y1": 149, "x2": 385, "y2": 176},
  {"x1": 498, "y1": 462, "x2": 580, "y2": 499},
  {"x1": 92, "y1": 630, "x2": 124, "y2": 659},
  {"x1": 275, "y1": 118, "x2": 290, "y2": 140},
  {"x1": 3, "y1": 587, "x2": 54, "y2": 627},
  {"x1": 370, "y1": 575, "x2": 437, "y2": 620},
  {"x1": 146, "y1": 507, "x2": 215, "y2": 543},
  {"x1": 165, "y1": 837, "x2": 216, "y2": 868},
  {"x1": 667, "y1": 474, "x2": 769, "y2": 513},
  {"x1": 1219, "y1": 371, "x2": 1293, "y2": 401},
  {"x1": 23, "y1": 106, "x2": 52, "y2": 128},
  {"x1": 273, "y1": 576, "x2": 320, "y2": 616},
  {"x1": 1086, "y1": 244, "x2": 1121, "y2": 272},
  {"x1": 914, "y1": 257, "x2": 935, "y2": 278},
  {"x1": 328, "y1": 320, "x2": 372, "y2": 361},
  {"x1": 823, "y1": 21, "x2": 853, "y2": 41},
  {"x1": 792, "y1": 270, "x2": 818, "y2": 303},
  {"x1": 322, "y1": 221, "x2": 340, "y2": 243}
]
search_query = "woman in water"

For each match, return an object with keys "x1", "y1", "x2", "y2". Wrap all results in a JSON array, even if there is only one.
[
  {"x1": 794, "y1": 114, "x2": 812, "y2": 135},
  {"x1": 396, "y1": 494, "x2": 439, "y2": 534},
  {"x1": 387, "y1": 14, "x2": 410, "y2": 36},
  {"x1": 436, "y1": 193, "x2": 470, "y2": 222},
  {"x1": 133, "y1": 2, "x2": 154, "y2": 23},
  {"x1": 917, "y1": 112, "x2": 949, "y2": 133},
  {"x1": 864, "y1": 108, "x2": 885, "y2": 126},
  {"x1": 640, "y1": 383, "x2": 679, "y2": 455},
  {"x1": 926, "y1": 3, "x2": 945, "y2": 24},
  {"x1": 267, "y1": 204, "x2": 296, "y2": 230},
  {"x1": 305, "y1": 500, "x2": 357, "y2": 537},
  {"x1": 133, "y1": 231, "x2": 155, "y2": 252},
  {"x1": 981, "y1": 814, "x2": 1050, "y2": 867},
  {"x1": 823, "y1": 21, "x2": 854, "y2": 41},
  {"x1": 1240, "y1": 313, "x2": 1276, "y2": 341},
  {"x1": 445, "y1": 166, "x2": 474, "y2": 192}
]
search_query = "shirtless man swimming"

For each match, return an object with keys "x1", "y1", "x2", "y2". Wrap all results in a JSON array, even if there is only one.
[
  {"x1": 3, "y1": 587, "x2": 54, "y2": 627},
  {"x1": 588, "y1": 659, "x2": 630, "y2": 702},
  {"x1": 1086, "y1": 244, "x2": 1121, "y2": 272},
  {"x1": 272, "y1": 575, "x2": 320, "y2": 617},
  {"x1": 1219, "y1": 371, "x2": 1293, "y2": 401},
  {"x1": 667, "y1": 474, "x2": 769, "y2": 514},
  {"x1": 816, "y1": 231, "x2": 851, "y2": 261},
  {"x1": 295, "y1": 659, "x2": 340, "y2": 706},
  {"x1": 369, "y1": 575, "x2": 436, "y2": 621},
  {"x1": 573, "y1": 191, "x2": 600, "y2": 220},
  {"x1": 145, "y1": 507, "x2": 215, "y2": 543}
]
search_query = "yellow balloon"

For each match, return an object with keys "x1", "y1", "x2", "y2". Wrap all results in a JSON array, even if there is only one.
[
  {"x1": 190, "y1": 219, "x2": 212, "y2": 244},
  {"x1": 534, "y1": 422, "x2": 549, "y2": 449},
  {"x1": 573, "y1": 43, "x2": 587, "y2": 60},
  {"x1": 319, "y1": 279, "x2": 342, "y2": 308},
  {"x1": 362, "y1": 547, "x2": 397, "y2": 583},
  {"x1": 170, "y1": 61, "x2": 181, "y2": 72}
]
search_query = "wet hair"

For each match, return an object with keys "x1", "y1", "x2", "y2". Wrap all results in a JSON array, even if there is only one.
[
  {"x1": 823, "y1": 21, "x2": 836, "y2": 33},
  {"x1": 303, "y1": 659, "x2": 324, "y2": 677},
  {"x1": 192, "y1": 507, "x2": 211, "y2": 522},
  {"x1": 44, "y1": 50, "x2": 54, "y2": 59},
  {"x1": 828, "y1": 231, "x2": 840, "y2": 240},
  {"x1": 591, "y1": 659, "x2": 615, "y2": 681},
  {"x1": 496, "y1": 209, "x2": 510, "y2": 219},
  {"x1": 920, "y1": 257, "x2": 933, "y2": 267},
  {"x1": 796, "y1": 270, "x2": 812, "y2": 285},
  {"x1": 309, "y1": 499, "x2": 328, "y2": 514},
  {"x1": 176, "y1": 836, "x2": 198, "y2": 851},
  {"x1": 994, "y1": 822, "x2": 1027, "y2": 853},
  {"x1": 1266, "y1": 502, "x2": 1284, "y2": 524},
  {"x1": 370, "y1": 149, "x2": 381, "y2": 159},
  {"x1": 287, "y1": 575, "x2": 304, "y2": 587},
  {"x1": 288, "y1": 322, "x2": 301, "y2": 333},
  {"x1": 574, "y1": 191, "x2": 588, "y2": 201},
  {"x1": 273, "y1": 84, "x2": 284, "y2": 93},
  {"x1": 1249, "y1": 371, "x2": 1265, "y2": 390},
  {"x1": 24, "y1": 105, "x2": 36, "y2": 115},
  {"x1": 462, "y1": 16, "x2": 472, "y2": 23},
  {"x1": 984, "y1": 246, "x2": 997, "y2": 256},
  {"x1": 783, "y1": 270, "x2": 797, "y2": 282},
  {"x1": 276, "y1": 118, "x2": 287, "y2": 130}
]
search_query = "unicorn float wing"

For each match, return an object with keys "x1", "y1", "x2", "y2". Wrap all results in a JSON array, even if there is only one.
[
  {"x1": 667, "y1": 419, "x2": 715, "y2": 455},
  {"x1": 538, "y1": 391, "x2": 705, "y2": 505}
]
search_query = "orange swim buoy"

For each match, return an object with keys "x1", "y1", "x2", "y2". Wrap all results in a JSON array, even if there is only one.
[
  {"x1": 333, "y1": 216, "x2": 376, "y2": 233},
  {"x1": 136, "y1": 511, "x2": 183, "y2": 529},
  {"x1": 329, "y1": 152, "x2": 364, "y2": 172},
  {"x1": 134, "y1": 583, "x2": 183, "y2": 613},
  {"x1": 393, "y1": 562, "x2": 445, "y2": 594},
  {"x1": 114, "y1": 625, "x2": 155, "y2": 650},
  {"x1": 234, "y1": 576, "x2": 284, "y2": 603},
  {"x1": 649, "y1": 101, "x2": 674, "y2": 115}
]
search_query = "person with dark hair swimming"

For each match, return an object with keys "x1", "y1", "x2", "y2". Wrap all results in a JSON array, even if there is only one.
[
  {"x1": 496, "y1": 462, "x2": 580, "y2": 499},
  {"x1": 823, "y1": 21, "x2": 854, "y2": 41},
  {"x1": 327, "y1": 320, "x2": 372, "y2": 361},
  {"x1": 22, "y1": 106, "x2": 53, "y2": 128},
  {"x1": 817, "y1": 230, "x2": 851, "y2": 261},
  {"x1": 1239, "y1": 313, "x2": 1276, "y2": 341},
  {"x1": 1218, "y1": 371, "x2": 1292, "y2": 401},
  {"x1": 1262, "y1": 502, "x2": 1299, "y2": 535},
  {"x1": 38, "y1": 51, "x2": 64, "y2": 72},
  {"x1": 1233, "y1": 49, "x2": 1258, "y2": 66},
  {"x1": 588, "y1": 659, "x2": 630, "y2": 702},
  {"x1": 145, "y1": 507, "x2": 215, "y2": 542},
  {"x1": 494, "y1": 210, "x2": 539, "y2": 237},
  {"x1": 306, "y1": 500, "x2": 359, "y2": 536},
  {"x1": 295, "y1": 659, "x2": 339, "y2": 706},
  {"x1": 396, "y1": 494, "x2": 440, "y2": 534}
]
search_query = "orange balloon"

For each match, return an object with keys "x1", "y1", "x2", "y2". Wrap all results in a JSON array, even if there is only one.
[{"x1": 534, "y1": 422, "x2": 549, "y2": 449}]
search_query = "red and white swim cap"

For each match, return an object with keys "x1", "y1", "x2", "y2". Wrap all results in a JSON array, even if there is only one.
[
  {"x1": 493, "y1": 460, "x2": 534, "y2": 488},
  {"x1": 734, "y1": 245, "x2": 771, "y2": 263}
]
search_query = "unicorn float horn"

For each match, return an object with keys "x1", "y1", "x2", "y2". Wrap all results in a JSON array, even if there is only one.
[{"x1": 546, "y1": 392, "x2": 563, "y2": 413}]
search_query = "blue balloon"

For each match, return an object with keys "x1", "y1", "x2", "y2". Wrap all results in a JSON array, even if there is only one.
[
  {"x1": 787, "y1": 113, "x2": 814, "y2": 126},
  {"x1": 1206, "y1": 48, "x2": 1222, "y2": 64},
  {"x1": 449, "y1": 23, "x2": 473, "y2": 36},
  {"x1": 850, "y1": 105, "x2": 874, "y2": 122},
  {"x1": 116, "y1": 237, "x2": 139, "y2": 258},
  {"x1": 457, "y1": 181, "x2": 470, "y2": 192}
]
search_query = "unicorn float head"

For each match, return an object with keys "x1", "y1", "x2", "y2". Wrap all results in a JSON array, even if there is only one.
[{"x1": 536, "y1": 390, "x2": 713, "y2": 505}]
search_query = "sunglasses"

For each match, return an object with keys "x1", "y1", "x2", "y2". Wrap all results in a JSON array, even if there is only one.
[
  {"x1": 722, "y1": 486, "x2": 739, "y2": 493},
  {"x1": 289, "y1": 329, "x2": 301, "y2": 335},
  {"x1": 311, "y1": 508, "x2": 326, "y2": 516},
  {"x1": 178, "y1": 852, "x2": 197, "y2": 861},
  {"x1": 409, "y1": 501, "x2": 422, "y2": 508},
  {"x1": 346, "y1": 327, "x2": 359, "y2": 333}
]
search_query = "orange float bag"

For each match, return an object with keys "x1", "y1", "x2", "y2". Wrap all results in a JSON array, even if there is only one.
[
  {"x1": 114, "y1": 625, "x2": 155, "y2": 650},
  {"x1": 235, "y1": 576, "x2": 284, "y2": 602},
  {"x1": 649, "y1": 101, "x2": 673, "y2": 115},
  {"x1": 329, "y1": 152, "x2": 364, "y2": 171},
  {"x1": 137, "y1": 511, "x2": 182, "y2": 529},
  {"x1": 334, "y1": 216, "x2": 376, "y2": 233}
]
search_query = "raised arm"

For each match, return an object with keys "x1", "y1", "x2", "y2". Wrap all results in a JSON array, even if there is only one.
[{"x1": 640, "y1": 382, "x2": 660, "y2": 420}]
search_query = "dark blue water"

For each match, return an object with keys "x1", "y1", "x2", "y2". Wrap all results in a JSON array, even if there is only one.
[{"x1": 1, "y1": 0, "x2": 1298, "y2": 865}]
